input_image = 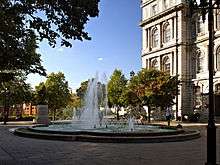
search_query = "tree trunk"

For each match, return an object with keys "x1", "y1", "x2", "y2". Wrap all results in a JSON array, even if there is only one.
[
  {"x1": 148, "y1": 106, "x2": 151, "y2": 123},
  {"x1": 116, "y1": 106, "x2": 120, "y2": 120},
  {"x1": 3, "y1": 107, "x2": 9, "y2": 125},
  {"x1": 53, "y1": 109, "x2": 56, "y2": 121}
]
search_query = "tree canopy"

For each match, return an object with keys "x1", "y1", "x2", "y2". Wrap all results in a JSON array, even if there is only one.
[
  {"x1": 0, "y1": 73, "x2": 33, "y2": 107},
  {"x1": 107, "y1": 69, "x2": 127, "y2": 119},
  {"x1": 124, "y1": 69, "x2": 179, "y2": 122},
  {"x1": 35, "y1": 72, "x2": 71, "y2": 120},
  {"x1": 0, "y1": 0, "x2": 100, "y2": 80}
]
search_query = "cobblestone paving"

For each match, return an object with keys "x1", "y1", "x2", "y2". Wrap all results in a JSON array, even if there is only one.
[{"x1": 0, "y1": 125, "x2": 219, "y2": 165}]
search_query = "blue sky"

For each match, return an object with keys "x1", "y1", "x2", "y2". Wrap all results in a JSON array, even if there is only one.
[{"x1": 27, "y1": 0, "x2": 142, "y2": 91}]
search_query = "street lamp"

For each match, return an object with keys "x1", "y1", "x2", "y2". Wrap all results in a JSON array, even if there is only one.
[
  {"x1": 189, "y1": 0, "x2": 219, "y2": 164},
  {"x1": 3, "y1": 88, "x2": 10, "y2": 125}
]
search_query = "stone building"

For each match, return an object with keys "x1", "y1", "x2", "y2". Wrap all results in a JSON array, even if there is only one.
[{"x1": 140, "y1": 0, "x2": 220, "y2": 118}]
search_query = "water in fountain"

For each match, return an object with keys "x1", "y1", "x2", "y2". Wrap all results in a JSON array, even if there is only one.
[
  {"x1": 78, "y1": 73, "x2": 100, "y2": 129},
  {"x1": 71, "y1": 73, "x2": 135, "y2": 130},
  {"x1": 128, "y1": 117, "x2": 134, "y2": 131}
]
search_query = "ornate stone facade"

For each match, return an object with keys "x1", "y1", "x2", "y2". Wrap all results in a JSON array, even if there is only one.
[{"x1": 140, "y1": 0, "x2": 220, "y2": 117}]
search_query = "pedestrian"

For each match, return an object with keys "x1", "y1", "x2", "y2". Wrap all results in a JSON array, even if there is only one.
[{"x1": 166, "y1": 106, "x2": 172, "y2": 126}]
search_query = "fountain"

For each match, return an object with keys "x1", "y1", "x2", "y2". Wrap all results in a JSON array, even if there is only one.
[
  {"x1": 14, "y1": 74, "x2": 200, "y2": 143},
  {"x1": 76, "y1": 74, "x2": 100, "y2": 129}
]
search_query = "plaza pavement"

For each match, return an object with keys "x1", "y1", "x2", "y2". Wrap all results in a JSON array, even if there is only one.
[{"x1": 0, "y1": 121, "x2": 219, "y2": 165}]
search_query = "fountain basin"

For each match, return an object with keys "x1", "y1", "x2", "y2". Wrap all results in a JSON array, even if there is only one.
[{"x1": 14, "y1": 123, "x2": 200, "y2": 143}]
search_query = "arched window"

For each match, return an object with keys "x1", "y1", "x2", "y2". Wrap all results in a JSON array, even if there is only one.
[
  {"x1": 197, "y1": 16, "x2": 205, "y2": 34},
  {"x1": 152, "y1": 28, "x2": 159, "y2": 48},
  {"x1": 163, "y1": 23, "x2": 171, "y2": 43},
  {"x1": 216, "y1": 46, "x2": 220, "y2": 70},
  {"x1": 197, "y1": 50, "x2": 205, "y2": 73},
  {"x1": 162, "y1": 56, "x2": 170, "y2": 73},
  {"x1": 194, "y1": 85, "x2": 201, "y2": 108},
  {"x1": 151, "y1": 59, "x2": 159, "y2": 70}
]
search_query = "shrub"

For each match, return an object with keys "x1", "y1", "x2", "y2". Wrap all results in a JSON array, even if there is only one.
[{"x1": 182, "y1": 112, "x2": 200, "y2": 122}]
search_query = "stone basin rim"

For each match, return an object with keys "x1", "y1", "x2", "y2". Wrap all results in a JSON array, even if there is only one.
[
  {"x1": 27, "y1": 124, "x2": 185, "y2": 137},
  {"x1": 14, "y1": 127, "x2": 201, "y2": 143},
  {"x1": 13, "y1": 123, "x2": 201, "y2": 143}
]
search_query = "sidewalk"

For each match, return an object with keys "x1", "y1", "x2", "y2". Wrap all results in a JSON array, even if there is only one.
[
  {"x1": 0, "y1": 122, "x2": 219, "y2": 165},
  {"x1": 0, "y1": 121, "x2": 34, "y2": 126},
  {"x1": 151, "y1": 120, "x2": 220, "y2": 127}
]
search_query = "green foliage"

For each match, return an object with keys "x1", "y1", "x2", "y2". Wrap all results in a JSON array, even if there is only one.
[
  {"x1": 124, "y1": 69, "x2": 179, "y2": 121},
  {"x1": 45, "y1": 72, "x2": 71, "y2": 120},
  {"x1": 0, "y1": 0, "x2": 100, "y2": 81},
  {"x1": 76, "y1": 80, "x2": 89, "y2": 106},
  {"x1": 0, "y1": 0, "x2": 99, "y2": 48},
  {"x1": 107, "y1": 69, "x2": 127, "y2": 107},
  {"x1": 68, "y1": 93, "x2": 81, "y2": 109},
  {"x1": 60, "y1": 107, "x2": 74, "y2": 120},
  {"x1": 0, "y1": 72, "x2": 33, "y2": 106},
  {"x1": 0, "y1": 72, "x2": 15, "y2": 83},
  {"x1": 34, "y1": 82, "x2": 47, "y2": 105},
  {"x1": 108, "y1": 69, "x2": 127, "y2": 120},
  {"x1": 76, "y1": 79, "x2": 106, "y2": 108},
  {"x1": 97, "y1": 82, "x2": 107, "y2": 107},
  {"x1": 0, "y1": 27, "x2": 46, "y2": 78}
]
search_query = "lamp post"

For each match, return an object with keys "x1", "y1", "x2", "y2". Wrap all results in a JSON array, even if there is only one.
[
  {"x1": 3, "y1": 88, "x2": 9, "y2": 125},
  {"x1": 189, "y1": 0, "x2": 219, "y2": 164}
]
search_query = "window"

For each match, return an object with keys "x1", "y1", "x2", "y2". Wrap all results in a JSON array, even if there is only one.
[
  {"x1": 194, "y1": 86, "x2": 201, "y2": 108},
  {"x1": 162, "y1": 56, "x2": 170, "y2": 73},
  {"x1": 215, "y1": 84, "x2": 220, "y2": 94},
  {"x1": 152, "y1": 28, "x2": 159, "y2": 48},
  {"x1": 163, "y1": 0, "x2": 169, "y2": 9},
  {"x1": 152, "y1": 4, "x2": 157, "y2": 16},
  {"x1": 216, "y1": 46, "x2": 220, "y2": 70},
  {"x1": 197, "y1": 50, "x2": 205, "y2": 73},
  {"x1": 197, "y1": 16, "x2": 205, "y2": 34},
  {"x1": 151, "y1": 59, "x2": 159, "y2": 70},
  {"x1": 163, "y1": 23, "x2": 171, "y2": 43}
]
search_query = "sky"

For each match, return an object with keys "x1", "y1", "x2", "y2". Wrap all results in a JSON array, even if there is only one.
[{"x1": 27, "y1": 0, "x2": 142, "y2": 91}]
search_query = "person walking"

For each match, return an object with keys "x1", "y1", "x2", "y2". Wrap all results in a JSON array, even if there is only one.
[{"x1": 165, "y1": 106, "x2": 172, "y2": 126}]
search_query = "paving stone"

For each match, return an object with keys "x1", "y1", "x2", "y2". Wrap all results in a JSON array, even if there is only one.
[{"x1": 0, "y1": 125, "x2": 219, "y2": 165}]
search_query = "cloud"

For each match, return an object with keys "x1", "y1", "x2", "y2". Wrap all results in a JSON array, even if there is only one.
[
  {"x1": 57, "y1": 47, "x2": 64, "y2": 52},
  {"x1": 98, "y1": 57, "x2": 103, "y2": 61}
]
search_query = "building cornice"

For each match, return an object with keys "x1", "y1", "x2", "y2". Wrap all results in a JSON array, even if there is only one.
[
  {"x1": 141, "y1": 0, "x2": 156, "y2": 8},
  {"x1": 141, "y1": 42, "x2": 187, "y2": 57},
  {"x1": 190, "y1": 33, "x2": 220, "y2": 45},
  {"x1": 139, "y1": 4, "x2": 186, "y2": 27}
]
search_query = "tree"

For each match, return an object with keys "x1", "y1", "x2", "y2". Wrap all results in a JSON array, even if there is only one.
[
  {"x1": 76, "y1": 80, "x2": 89, "y2": 106},
  {"x1": 0, "y1": 73, "x2": 33, "y2": 124},
  {"x1": 107, "y1": 69, "x2": 127, "y2": 120},
  {"x1": 37, "y1": 72, "x2": 71, "y2": 120},
  {"x1": 125, "y1": 69, "x2": 179, "y2": 123},
  {"x1": 34, "y1": 82, "x2": 47, "y2": 105},
  {"x1": 68, "y1": 92, "x2": 81, "y2": 109},
  {"x1": 63, "y1": 92, "x2": 81, "y2": 120},
  {"x1": 76, "y1": 79, "x2": 106, "y2": 108},
  {"x1": 0, "y1": 30, "x2": 46, "y2": 81},
  {"x1": 0, "y1": 0, "x2": 100, "y2": 81}
]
